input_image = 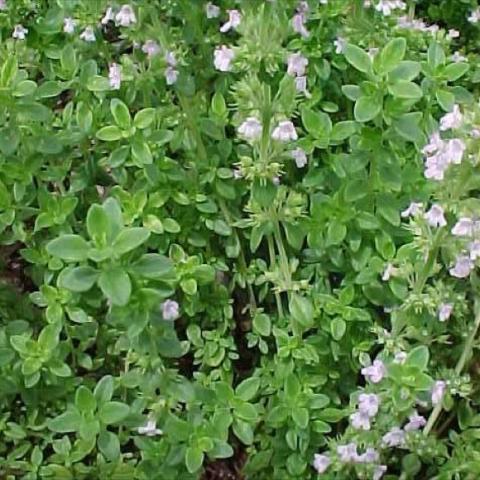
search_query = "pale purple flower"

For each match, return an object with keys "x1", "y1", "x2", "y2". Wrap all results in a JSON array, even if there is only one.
[
  {"x1": 440, "y1": 104, "x2": 463, "y2": 131},
  {"x1": 206, "y1": 2, "x2": 220, "y2": 18},
  {"x1": 115, "y1": 4, "x2": 136, "y2": 27},
  {"x1": 297, "y1": 1, "x2": 309, "y2": 13},
  {"x1": 238, "y1": 117, "x2": 262, "y2": 141},
  {"x1": 142, "y1": 40, "x2": 161, "y2": 57},
  {"x1": 438, "y1": 303, "x2": 453, "y2": 322},
  {"x1": 214, "y1": 45, "x2": 235, "y2": 71},
  {"x1": 382, "y1": 427, "x2": 405, "y2": 447},
  {"x1": 272, "y1": 120, "x2": 297, "y2": 142},
  {"x1": 165, "y1": 67, "x2": 178, "y2": 85},
  {"x1": 334, "y1": 36, "x2": 347, "y2": 54},
  {"x1": 449, "y1": 255, "x2": 474, "y2": 278},
  {"x1": 451, "y1": 51, "x2": 467, "y2": 63},
  {"x1": 447, "y1": 29, "x2": 460, "y2": 39},
  {"x1": 137, "y1": 419, "x2": 162, "y2": 436},
  {"x1": 63, "y1": 17, "x2": 76, "y2": 34},
  {"x1": 12, "y1": 24, "x2": 28, "y2": 40},
  {"x1": 291, "y1": 148, "x2": 307, "y2": 168},
  {"x1": 472, "y1": 128, "x2": 480, "y2": 138},
  {"x1": 423, "y1": 133, "x2": 465, "y2": 180},
  {"x1": 425, "y1": 204, "x2": 447, "y2": 228},
  {"x1": 165, "y1": 51, "x2": 177, "y2": 67},
  {"x1": 452, "y1": 217, "x2": 475, "y2": 236},
  {"x1": 375, "y1": 0, "x2": 406, "y2": 16},
  {"x1": 374, "y1": 465, "x2": 388, "y2": 480},
  {"x1": 162, "y1": 299, "x2": 179, "y2": 320},
  {"x1": 382, "y1": 263, "x2": 397, "y2": 281},
  {"x1": 401, "y1": 202, "x2": 423, "y2": 218},
  {"x1": 469, "y1": 241, "x2": 480, "y2": 260},
  {"x1": 404, "y1": 411, "x2": 427, "y2": 431},
  {"x1": 108, "y1": 63, "x2": 121, "y2": 90},
  {"x1": 220, "y1": 9, "x2": 241, "y2": 32},
  {"x1": 313, "y1": 453, "x2": 331, "y2": 474},
  {"x1": 295, "y1": 76, "x2": 309, "y2": 96},
  {"x1": 350, "y1": 411, "x2": 371, "y2": 430},
  {"x1": 432, "y1": 380, "x2": 446, "y2": 405},
  {"x1": 80, "y1": 26, "x2": 96, "y2": 42},
  {"x1": 337, "y1": 443, "x2": 358, "y2": 463},
  {"x1": 358, "y1": 393, "x2": 380, "y2": 417},
  {"x1": 356, "y1": 447, "x2": 379, "y2": 463},
  {"x1": 292, "y1": 13, "x2": 309, "y2": 37},
  {"x1": 468, "y1": 8, "x2": 480, "y2": 24},
  {"x1": 445, "y1": 138, "x2": 466, "y2": 164},
  {"x1": 361, "y1": 359, "x2": 386, "y2": 383},
  {"x1": 101, "y1": 7, "x2": 115, "y2": 24},
  {"x1": 287, "y1": 53, "x2": 308, "y2": 77},
  {"x1": 0, "y1": 0, "x2": 6, "y2": 10},
  {"x1": 394, "y1": 351, "x2": 407, "y2": 364}
]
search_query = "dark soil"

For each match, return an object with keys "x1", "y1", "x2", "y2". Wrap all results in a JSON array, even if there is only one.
[
  {"x1": 0, "y1": 242, "x2": 35, "y2": 292},
  {"x1": 201, "y1": 446, "x2": 247, "y2": 480}
]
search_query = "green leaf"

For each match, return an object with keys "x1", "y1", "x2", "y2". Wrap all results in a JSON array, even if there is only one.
[
  {"x1": 344, "y1": 44, "x2": 372, "y2": 73},
  {"x1": 36, "y1": 81, "x2": 64, "y2": 98},
  {"x1": 444, "y1": 62, "x2": 469, "y2": 82},
  {"x1": 326, "y1": 221, "x2": 346, "y2": 245},
  {"x1": 378, "y1": 37, "x2": 406, "y2": 74},
  {"x1": 236, "y1": 378, "x2": 260, "y2": 402},
  {"x1": 98, "y1": 401, "x2": 129, "y2": 424},
  {"x1": 58, "y1": 266, "x2": 99, "y2": 292},
  {"x1": 131, "y1": 139, "x2": 153, "y2": 165},
  {"x1": 87, "y1": 204, "x2": 111, "y2": 243},
  {"x1": 406, "y1": 346, "x2": 429, "y2": 371},
  {"x1": 87, "y1": 76, "x2": 111, "y2": 92},
  {"x1": 96, "y1": 126, "x2": 122, "y2": 142},
  {"x1": 301, "y1": 108, "x2": 332, "y2": 138},
  {"x1": 46, "y1": 235, "x2": 89, "y2": 262},
  {"x1": 94, "y1": 375, "x2": 114, "y2": 405},
  {"x1": 393, "y1": 112, "x2": 423, "y2": 142},
  {"x1": 235, "y1": 403, "x2": 258, "y2": 422},
  {"x1": 354, "y1": 96, "x2": 382, "y2": 122},
  {"x1": 133, "y1": 108, "x2": 156, "y2": 129},
  {"x1": 330, "y1": 318, "x2": 346, "y2": 340},
  {"x1": 110, "y1": 99, "x2": 131, "y2": 129},
  {"x1": 233, "y1": 419, "x2": 254, "y2": 445},
  {"x1": 388, "y1": 81, "x2": 423, "y2": 99},
  {"x1": 185, "y1": 447, "x2": 204, "y2": 473},
  {"x1": 388, "y1": 61, "x2": 421, "y2": 82},
  {"x1": 436, "y1": 90, "x2": 455, "y2": 112},
  {"x1": 428, "y1": 42, "x2": 445, "y2": 69},
  {"x1": 98, "y1": 268, "x2": 132, "y2": 306},
  {"x1": 47, "y1": 409, "x2": 81, "y2": 433},
  {"x1": 289, "y1": 293, "x2": 314, "y2": 328},
  {"x1": 331, "y1": 121, "x2": 357, "y2": 141},
  {"x1": 130, "y1": 254, "x2": 173, "y2": 279},
  {"x1": 253, "y1": 313, "x2": 271, "y2": 336},
  {"x1": 292, "y1": 407, "x2": 309, "y2": 429},
  {"x1": 97, "y1": 430, "x2": 120, "y2": 461},
  {"x1": 75, "y1": 386, "x2": 97, "y2": 413},
  {"x1": 12, "y1": 80, "x2": 37, "y2": 97},
  {"x1": 344, "y1": 179, "x2": 368, "y2": 202},
  {"x1": 112, "y1": 228, "x2": 150, "y2": 255}
]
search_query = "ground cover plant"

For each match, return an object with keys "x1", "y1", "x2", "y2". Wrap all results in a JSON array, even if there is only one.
[{"x1": 1, "y1": 0, "x2": 480, "y2": 478}]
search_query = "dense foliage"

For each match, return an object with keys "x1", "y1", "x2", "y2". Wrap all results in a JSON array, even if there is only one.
[{"x1": 1, "y1": 0, "x2": 480, "y2": 478}]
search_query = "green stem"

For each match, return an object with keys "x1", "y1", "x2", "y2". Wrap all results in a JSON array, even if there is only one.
[
  {"x1": 272, "y1": 218, "x2": 292, "y2": 294},
  {"x1": 267, "y1": 233, "x2": 284, "y2": 318},
  {"x1": 423, "y1": 301, "x2": 480, "y2": 436}
]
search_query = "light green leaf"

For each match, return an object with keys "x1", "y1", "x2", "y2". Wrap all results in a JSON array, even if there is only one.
[
  {"x1": 98, "y1": 268, "x2": 131, "y2": 306},
  {"x1": 58, "y1": 266, "x2": 99, "y2": 292},
  {"x1": 46, "y1": 235, "x2": 89, "y2": 262},
  {"x1": 110, "y1": 99, "x2": 131, "y2": 129},
  {"x1": 344, "y1": 44, "x2": 372, "y2": 73},
  {"x1": 113, "y1": 228, "x2": 150, "y2": 255}
]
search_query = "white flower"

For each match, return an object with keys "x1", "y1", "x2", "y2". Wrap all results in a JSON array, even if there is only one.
[
  {"x1": 382, "y1": 427, "x2": 405, "y2": 447},
  {"x1": 440, "y1": 104, "x2": 463, "y2": 131},
  {"x1": 469, "y1": 241, "x2": 480, "y2": 260},
  {"x1": 350, "y1": 411, "x2": 371, "y2": 430},
  {"x1": 0, "y1": 0, "x2": 6, "y2": 10},
  {"x1": 468, "y1": 8, "x2": 480, "y2": 24},
  {"x1": 452, "y1": 217, "x2": 475, "y2": 236},
  {"x1": 313, "y1": 453, "x2": 331, "y2": 474},
  {"x1": 238, "y1": 117, "x2": 262, "y2": 141},
  {"x1": 162, "y1": 299, "x2": 179, "y2": 320},
  {"x1": 356, "y1": 447, "x2": 379, "y2": 463},
  {"x1": 233, "y1": 168, "x2": 243, "y2": 179},
  {"x1": 220, "y1": 9, "x2": 241, "y2": 33},
  {"x1": 337, "y1": 443, "x2": 358, "y2": 463},
  {"x1": 449, "y1": 255, "x2": 473, "y2": 278},
  {"x1": 451, "y1": 51, "x2": 467, "y2": 63},
  {"x1": 138, "y1": 419, "x2": 162, "y2": 436},
  {"x1": 12, "y1": 24, "x2": 28, "y2": 40},
  {"x1": 271, "y1": 120, "x2": 297, "y2": 142},
  {"x1": 295, "y1": 76, "x2": 309, "y2": 96},
  {"x1": 374, "y1": 465, "x2": 388, "y2": 480},
  {"x1": 214, "y1": 45, "x2": 235, "y2": 71},
  {"x1": 80, "y1": 26, "x2": 96, "y2": 42},
  {"x1": 375, "y1": 0, "x2": 406, "y2": 16},
  {"x1": 63, "y1": 17, "x2": 76, "y2": 34},
  {"x1": 447, "y1": 29, "x2": 460, "y2": 39},
  {"x1": 108, "y1": 63, "x2": 121, "y2": 90},
  {"x1": 334, "y1": 36, "x2": 347, "y2": 54},
  {"x1": 431, "y1": 380, "x2": 446, "y2": 405},
  {"x1": 358, "y1": 393, "x2": 380, "y2": 417},
  {"x1": 165, "y1": 51, "x2": 177, "y2": 66},
  {"x1": 292, "y1": 12, "x2": 309, "y2": 37},
  {"x1": 115, "y1": 4, "x2": 136, "y2": 27},
  {"x1": 438, "y1": 303, "x2": 453, "y2": 322},
  {"x1": 382, "y1": 263, "x2": 397, "y2": 281},
  {"x1": 404, "y1": 411, "x2": 427, "y2": 431},
  {"x1": 287, "y1": 53, "x2": 308, "y2": 76},
  {"x1": 272, "y1": 176, "x2": 281, "y2": 186},
  {"x1": 101, "y1": 6, "x2": 115, "y2": 25},
  {"x1": 362, "y1": 359, "x2": 386, "y2": 383},
  {"x1": 425, "y1": 204, "x2": 446, "y2": 228},
  {"x1": 291, "y1": 148, "x2": 307, "y2": 168},
  {"x1": 297, "y1": 1, "x2": 309, "y2": 13},
  {"x1": 165, "y1": 67, "x2": 178, "y2": 85},
  {"x1": 206, "y1": 2, "x2": 220, "y2": 18},
  {"x1": 394, "y1": 351, "x2": 407, "y2": 364},
  {"x1": 401, "y1": 202, "x2": 423, "y2": 218},
  {"x1": 142, "y1": 40, "x2": 161, "y2": 57}
]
